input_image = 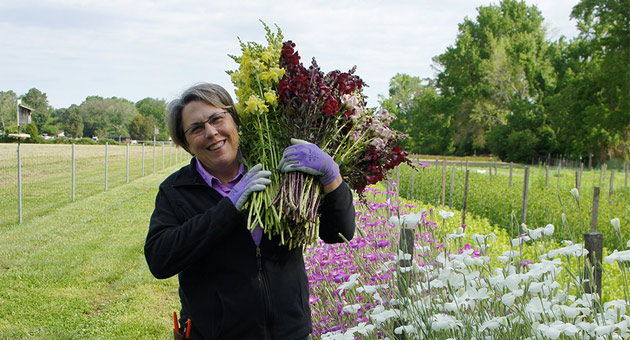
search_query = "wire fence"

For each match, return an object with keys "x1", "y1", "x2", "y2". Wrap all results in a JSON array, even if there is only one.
[{"x1": 0, "y1": 142, "x2": 191, "y2": 227}]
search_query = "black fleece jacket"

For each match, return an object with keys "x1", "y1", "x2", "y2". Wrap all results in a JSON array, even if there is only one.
[{"x1": 144, "y1": 158, "x2": 355, "y2": 340}]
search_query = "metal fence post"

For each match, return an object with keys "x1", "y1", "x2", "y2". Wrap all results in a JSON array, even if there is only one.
[
  {"x1": 72, "y1": 144, "x2": 76, "y2": 201},
  {"x1": 521, "y1": 166, "x2": 529, "y2": 224},
  {"x1": 105, "y1": 142, "x2": 109, "y2": 191},
  {"x1": 17, "y1": 142, "x2": 23, "y2": 224}
]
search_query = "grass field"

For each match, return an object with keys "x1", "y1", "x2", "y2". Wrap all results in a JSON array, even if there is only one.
[
  {"x1": 0, "y1": 143, "x2": 190, "y2": 227},
  {"x1": 0, "y1": 166, "x2": 181, "y2": 339}
]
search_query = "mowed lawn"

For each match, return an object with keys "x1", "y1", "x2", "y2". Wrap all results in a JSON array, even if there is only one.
[{"x1": 0, "y1": 169, "x2": 180, "y2": 339}]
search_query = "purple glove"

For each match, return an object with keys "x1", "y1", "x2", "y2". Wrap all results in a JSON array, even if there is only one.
[
  {"x1": 228, "y1": 164, "x2": 271, "y2": 211},
  {"x1": 278, "y1": 138, "x2": 340, "y2": 185}
]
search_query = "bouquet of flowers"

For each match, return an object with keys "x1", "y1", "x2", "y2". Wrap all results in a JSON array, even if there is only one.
[{"x1": 228, "y1": 23, "x2": 411, "y2": 248}]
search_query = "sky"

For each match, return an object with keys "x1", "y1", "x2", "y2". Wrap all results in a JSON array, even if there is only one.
[{"x1": 0, "y1": 0, "x2": 581, "y2": 110}]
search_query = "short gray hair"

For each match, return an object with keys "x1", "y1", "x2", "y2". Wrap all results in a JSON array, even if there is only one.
[{"x1": 166, "y1": 83, "x2": 239, "y2": 154}]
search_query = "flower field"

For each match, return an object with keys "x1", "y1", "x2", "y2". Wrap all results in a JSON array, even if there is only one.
[{"x1": 305, "y1": 185, "x2": 629, "y2": 339}]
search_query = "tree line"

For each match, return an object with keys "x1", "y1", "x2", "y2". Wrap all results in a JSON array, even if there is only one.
[
  {"x1": 381, "y1": 0, "x2": 629, "y2": 164},
  {"x1": 0, "y1": 89, "x2": 168, "y2": 142}
]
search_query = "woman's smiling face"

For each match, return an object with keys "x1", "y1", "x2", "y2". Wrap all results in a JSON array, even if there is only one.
[{"x1": 182, "y1": 100, "x2": 240, "y2": 179}]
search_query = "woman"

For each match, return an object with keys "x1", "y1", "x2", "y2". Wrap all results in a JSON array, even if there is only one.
[{"x1": 144, "y1": 83, "x2": 356, "y2": 340}]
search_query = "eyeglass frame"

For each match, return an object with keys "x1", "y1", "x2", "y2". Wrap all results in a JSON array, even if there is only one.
[{"x1": 183, "y1": 111, "x2": 229, "y2": 136}]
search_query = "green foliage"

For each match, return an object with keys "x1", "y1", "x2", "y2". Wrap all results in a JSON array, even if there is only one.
[
  {"x1": 0, "y1": 90, "x2": 17, "y2": 131},
  {"x1": 387, "y1": 0, "x2": 628, "y2": 164},
  {"x1": 397, "y1": 161, "x2": 630, "y2": 250},
  {"x1": 64, "y1": 111, "x2": 84, "y2": 138},
  {"x1": 128, "y1": 114, "x2": 154, "y2": 140},
  {"x1": 41, "y1": 124, "x2": 59, "y2": 136},
  {"x1": 21, "y1": 88, "x2": 52, "y2": 130}
]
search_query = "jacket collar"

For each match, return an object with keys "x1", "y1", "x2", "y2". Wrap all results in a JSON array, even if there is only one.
[{"x1": 171, "y1": 157, "x2": 212, "y2": 187}]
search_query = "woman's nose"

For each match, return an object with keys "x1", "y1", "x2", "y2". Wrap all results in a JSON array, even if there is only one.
[{"x1": 204, "y1": 122, "x2": 218, "y2": 137}]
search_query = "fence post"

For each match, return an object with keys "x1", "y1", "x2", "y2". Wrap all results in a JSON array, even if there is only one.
[
  {"x1": 521, "y1": 166, "x2": 529, "y2": 224},
  {"x1": 509, "y1": 162, "x2": 513, "y2": 188},
  {"x1": 449, "y1": 165, "x2": 455, "y2": 209},
  {"x1": 142, "y1": 143, "x2": 145, "y2": 176},
  {"x1": 494, "y1": 160, "x2": 497, "y2": 174},
  {"x1": 17, "y1": 142, "x2": 23, "y2": 224},
  {"x1": 398, "y1": 227, "x2": 414, "y2": 296},
  {"x1": 105, "y1": 142, "x2": 109, "y2": 191},
  {"x1": 411, "y1": 162, "x2": 415, "y2": 199},
  {"x1": 462, "y1": 170, "x2": 470, "y2": 226},
  {"x1": 72, "y1": 143, "x2": 76, "y2": 202},
  {"x1": 584, "y1": 187, "x2": 602, "y2": 296},
  {"x1": 625, "y1": 161, "x2": 628, "y2": 188},
  {"x1": 126, "y1": 143, "x2": 130, "y2": 183},
  {"x1": 489, "y1": 164, "x2": 492, "y2": 183},
  {"x1": 575, "y1": 171, "x2": 579, "y2": 190},
  {"x1": 557, "y1": 164, "x2": 561, "y2": 189},
  {"x1": 153, "y1": 136, "x2": 157, "y2": 173},
  {"x1": 578, "y1": 162, "x2": 584, "y2": 191},
  {"x1": 442, "y1": 158, "x2": 446, "y2": 207},
  {"x1": 466, "y1": 159, "x2": 469, "y2": 172},
  {"x1": 609, "y1": 170, "x2": 615, "y2": 204},
  {"x1": 169, "y1": 142, "x2": 172, "y2": 167},
  {"x1": 545, "y1": 165, "x2": 549, "y2": 188}
]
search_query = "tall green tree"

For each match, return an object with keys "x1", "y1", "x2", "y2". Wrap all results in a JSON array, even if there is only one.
[
  {"x1": 434, "y1": 0, "x2": 556, "y2": 159},
  {"x1": 381, "y1": 74, "x2": 452, "y2": 154},
  {"x1": 78, "y1": 96, "x2": 137, "y2": 139},
  {"x1": 135, "y1": 97, "x2": 167, "y2": 140},
  {"x1": 21, "y1": 88, "x2": 52, "y2": 131},
  {"x1": 128, "y1": 114, "x2": 154, "y2": 141},
  {"x1": 64, "y1": 111, "x2": 83, "y2": 138},
  {"x1": 0, "y1": 90, "x2": 18, "y2": 132}
]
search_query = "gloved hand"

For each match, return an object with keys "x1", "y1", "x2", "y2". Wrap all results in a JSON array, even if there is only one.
[
  {"x1": 278, "y1": 138, "x2": 340, "y2": 185},
  {"x1": 227, "y1": 164, "x2": 272, "y2": 211}
]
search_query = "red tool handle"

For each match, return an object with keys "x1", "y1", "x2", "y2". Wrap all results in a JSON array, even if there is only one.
[{"x1": 173, "y1": 312, "x2": 180, "y2": 333}]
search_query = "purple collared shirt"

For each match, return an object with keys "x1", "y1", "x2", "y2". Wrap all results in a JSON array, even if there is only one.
[{"x1": 195, "y1": 158, "x2": 263, "y2": 246}]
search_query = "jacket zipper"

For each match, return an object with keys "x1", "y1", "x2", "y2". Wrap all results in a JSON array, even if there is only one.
[{"x1": 256, "y1": 247, "x2": 274, "y2": 340}]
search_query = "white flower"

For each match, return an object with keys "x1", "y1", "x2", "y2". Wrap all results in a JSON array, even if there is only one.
[
  {"x1": 611, "y1": 218, "x2": 620, "y2": 233},
  {"x1": 627, "y1": 239, "x2": 630, "y2": 248},
  {"x1": 570, "y1": 188, "x2": 579, "y2": 201},
  {"x1": 537, "y1": 323, "x2": 562, "y2": 339},
  {"x1": 512, "y1": 236, "x2": 530, "y2": 246},
  {"x1": 473, "y1": 233, "x2": 497, "y2": 245},
  {"x1": 394, "y1": 325, "x2": 417, "y2": 334},
  {"x1": 543, "y1": 224, "x2": 555, "y2": 236},
  {"x1": 439, "y1": 210, "x2": 455, "y2": 220},
  {"x1": 604, "y1": 249, "x2": 630, "y2": 264},
  {"x1": 370, "y1": 307, "x2": 400, "y2": 324},
  {"x1": 502, "y1": 250, "x2": 521, "y2": 259},
  {"x1": 337, "y1": 273, "x2": 360, "y2": 292},
  {"x1": 430, "y1": 313, "x2": 462, "y2": 331},
  {"x1": 342, "y1": 303, "x2": 361, "y2": 314},
  {"x1": 547, "y1": 243, "x2": 588, "y2": 258},
  {"x1": 501, "y1": 292, "x2": 517, "y2": 306},
  {"x1": 346, "y1": 322, "x2": 374, "y2": 336},
  {"x1": 479, "y1": 317, "x2": 508, "y2": 332}
]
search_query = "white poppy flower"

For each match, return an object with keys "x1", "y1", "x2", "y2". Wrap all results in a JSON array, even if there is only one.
[
  {"x1": 337, "y1": 273, "x2": 360, "y2": 292},
  {"x1": 430, "y1": 313, "x2": 462, "y2": 331},
  {"x1": 439, "y1": 210, "x2": 455, "y2": 220},
  {"x1": 548, "y1": 243, "x2": 588, "y2": 258},
  {"x1": 570, "y1": 188, "x2": 579, "y2": 201},
  {"x1": 537, "y1": 323, "x2": 562, "y2": 339},
  {"x1": 543, "y1": 224, "x2": 555, "y2": 236},
  {"x1": 604, "y1": 250, "x2": 630, "y2": 264},
  {"x1": 394, "y1": 325, "x2": 417, "y2": 334},
  {"x1": 388, "y1": 215, "x2": 402, "y2": 226},
  {"x1": 342, "y1": 303, "x2": 361, "y2": 314},
  {"x1": 501, "y1": 292, "x2": 517, "y2": 306},
  {"x1": 611, "y1": 218, "x2": 620, "y2": 232}
]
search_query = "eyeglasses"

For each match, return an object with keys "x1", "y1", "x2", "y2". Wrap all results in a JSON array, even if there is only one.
[{"x1": 184, "y1": 111, "x2": 228, "y2": 136}]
